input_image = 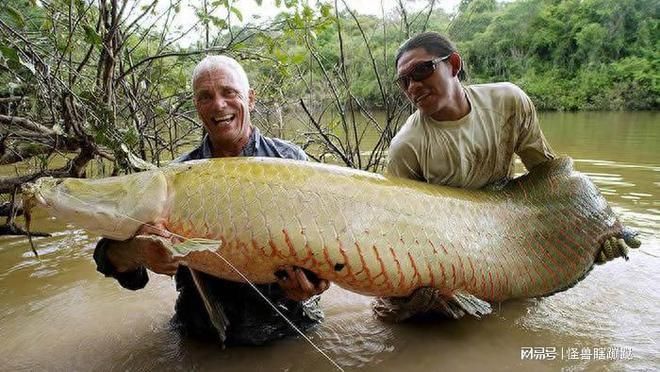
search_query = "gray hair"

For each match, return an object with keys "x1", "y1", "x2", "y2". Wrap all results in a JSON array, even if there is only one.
[{"x1": 191, "y1": 55, "x2": 250, "y2": 96}]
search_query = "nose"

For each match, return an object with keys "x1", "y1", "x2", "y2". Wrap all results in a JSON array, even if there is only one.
[
  {"x1": 407, "y1": 79, "x2": 424, "y2": 95},
  {"x1": 212, "y1": 96, "x2": 228, "y2": 110}
]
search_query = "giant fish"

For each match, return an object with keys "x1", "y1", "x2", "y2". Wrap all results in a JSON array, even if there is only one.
[{"x1": 21, "y1": 157, "x2": 640, "y2": 318}]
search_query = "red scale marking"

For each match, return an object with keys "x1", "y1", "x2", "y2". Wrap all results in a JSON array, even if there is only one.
[
  {"x1": 494, "y1": 270, "x2": 502, "y2": 299},
  {"x1": 439, "y1": 262, "x2": 447, "y2": 288},
  {"x1": 467, "y1": 256, "x2": 477, "y2": 290},
  {"x1": 389, "y1": 247, "x2": 405, "y2": 288},
  {"x1": 426, "y1": 261, "x2": 436, "y2": 288},
  {"x1": 480, "y1": 272, "x2": 487, "y2": 296},
  {"x1": 456, "y1": 254, "x2": 466, "y2": 287},
  {"x1": 355, "y1": 243, "x2": 374, "y2": 284},
  {"x1": 282, "y1": 229, "x2": 299, "y2": 259},
  {"x1": 428, "y1": 240, "x2": 438, "y2": 254},
  {"x1": 253, "y1": 239, "x2": 269, "y2": 259},
  {"x1": 407, "y1": 252, "x2": 422, "y2": 289},
  {"x1": 338, "y1": 240, "x2": 356, "y2": 284},
  {"x1": 371, "y1": 245, "x2": 393, "y2": 290},
  {"x1": 268, "y1": 239, "x2": 285, "y2": 259},
  {"x1": 304, "y1": 243, "x2": 320, "y2": 269},
  {"x1": 322, "y1": 246, "x2": 336, "y2": 280}
]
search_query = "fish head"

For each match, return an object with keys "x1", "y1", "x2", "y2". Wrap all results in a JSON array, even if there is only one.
[{"x1": 22, "y1": 172, "x2": 168, "y2": 240}]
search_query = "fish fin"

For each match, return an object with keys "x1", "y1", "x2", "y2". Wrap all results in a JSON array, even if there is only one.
[
  {"x1": 372, "y1": 287, "x2": 492, "y2": 322},
  {"x1": 188, "y1": 268, "x2": 229, "y2": 345},
  {"x1": 481, "y1": 177, "x2": 512, "y2": 192},
  {"x1": 169, "y1": 238, "x2": 222, "y2": 256},
  {"x1": 450, "y1": 291, "x2": 492, "y2": 318}
]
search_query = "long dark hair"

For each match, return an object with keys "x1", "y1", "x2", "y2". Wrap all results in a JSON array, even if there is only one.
[{"x1": 395, "y1": 32, "x2": 467, "y2": 81}]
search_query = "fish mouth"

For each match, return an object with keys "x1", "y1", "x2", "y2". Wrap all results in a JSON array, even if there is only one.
[
  {"x1": 21, "y1": 177, "x2": 63, "y2": 257},
  {"x1": 22, "y1": 177, "x2": 62, "y2": 209}
]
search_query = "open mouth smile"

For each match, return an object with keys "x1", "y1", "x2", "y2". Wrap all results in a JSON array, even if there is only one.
[{"x1": 211, "y1": 114, "x2": 236, "y2": 126}]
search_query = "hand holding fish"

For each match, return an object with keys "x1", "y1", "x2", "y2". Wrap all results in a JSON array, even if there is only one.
[
  {"x1": 105, "y1": 223, "x2": 179, "y2": 276},
  {"x1": 277, "y1": 267, "x2": 330, "y2": 301}
]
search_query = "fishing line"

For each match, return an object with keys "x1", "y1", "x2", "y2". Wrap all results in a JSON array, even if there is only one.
[{"x1": 35, "y1": 187, "x2": 345, "y2": 372}]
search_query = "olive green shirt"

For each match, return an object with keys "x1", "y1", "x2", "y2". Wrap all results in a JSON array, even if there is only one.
[{"x1": 387, "y1": 82, "x2": 555, "y2": 189}]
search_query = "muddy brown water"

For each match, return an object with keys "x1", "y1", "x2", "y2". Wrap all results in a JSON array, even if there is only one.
[{"x1": 1, "y1": 111, "x2": 658, "y2": 371}]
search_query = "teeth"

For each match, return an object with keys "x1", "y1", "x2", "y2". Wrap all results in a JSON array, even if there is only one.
[{"x1": 213, "y1": 114, "x2": 234, "y2": 121}]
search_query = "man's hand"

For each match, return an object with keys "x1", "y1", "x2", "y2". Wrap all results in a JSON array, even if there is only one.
[
  {"x1": 105, "y1": 223, "x2": 180, "y2": 276},
  {"x1": 277, "y1": 266, "x2": 330, "y2": 301}
]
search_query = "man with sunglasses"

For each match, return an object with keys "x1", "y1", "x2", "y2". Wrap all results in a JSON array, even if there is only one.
[
  {"x1": 388, "y1": 31, "x2": 554, "y2": 189},
  {"x1": 376, "y1": 32, "x2": 555, "y2": 321}
]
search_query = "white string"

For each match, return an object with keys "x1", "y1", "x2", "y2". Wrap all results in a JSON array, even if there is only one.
[{"x1": 37, "y1": 186, "x2": 345, "y2": 371}]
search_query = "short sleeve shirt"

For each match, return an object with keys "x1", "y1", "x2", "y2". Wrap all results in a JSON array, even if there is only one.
[{"x1": 387, "y1": 82, "x2": 555, "y2": 189}]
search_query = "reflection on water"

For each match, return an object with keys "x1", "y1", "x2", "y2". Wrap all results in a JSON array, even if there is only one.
[{"x1": 1, "y1": 112, "x2": 658, "y2": 371}]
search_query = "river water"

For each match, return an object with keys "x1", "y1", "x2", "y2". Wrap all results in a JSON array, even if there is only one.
[{"x1": 1, "y1": 111, "x2": 658, "y2": 371}]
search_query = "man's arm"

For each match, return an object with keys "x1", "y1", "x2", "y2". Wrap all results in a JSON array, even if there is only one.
[
  {"x1": 94, "y1": 238, "x2": 150, "y2": 290},
  {"x1": 93, "y1": 223, "x2": 179, "y2": 290},
  {"x1": 513, "y1": 87, "x2": 555, "y2": 171},
  {"x1": 386, "y1": 138, "x2": 425, "y2": 181}
]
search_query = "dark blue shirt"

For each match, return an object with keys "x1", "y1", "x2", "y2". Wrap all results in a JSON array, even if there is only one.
[{"x1": 175, "y1": 126, "x2": 308, "y2": 162}]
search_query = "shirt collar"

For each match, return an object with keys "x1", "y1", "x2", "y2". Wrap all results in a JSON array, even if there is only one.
[{"x1": 201, "y1": 126, "x2": 260, "y2": 157}]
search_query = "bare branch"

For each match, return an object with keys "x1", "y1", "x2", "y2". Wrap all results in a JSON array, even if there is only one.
[{"x1": 0, "y1": 115, "x2": 56, "y2": 135}]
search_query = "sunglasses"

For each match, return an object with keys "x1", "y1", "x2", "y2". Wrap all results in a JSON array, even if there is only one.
[{"x1": 395, "y1": 54, "x2": 452, "y2": 90}]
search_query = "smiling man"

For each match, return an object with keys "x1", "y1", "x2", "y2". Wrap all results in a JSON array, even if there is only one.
[{"x1": 94, "y1": 55, "x2": 328, "y2": 345}]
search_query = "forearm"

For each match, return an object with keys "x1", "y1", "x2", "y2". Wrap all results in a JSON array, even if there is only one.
[{"x1": 93, "y1": 238, "x2": 149, "y2": 290}]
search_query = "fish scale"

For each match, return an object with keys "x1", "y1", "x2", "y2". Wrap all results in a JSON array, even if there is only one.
[{"x1": 24, "y1": 157, "x2": 635, "y2": 305}]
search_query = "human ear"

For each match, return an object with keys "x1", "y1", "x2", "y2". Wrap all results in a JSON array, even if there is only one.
[
  {"x1": 248, "y1": 89, "x2": 256, "y2": 111},
  {"x1": 449, "y1": 53, "x2": 462, "y2": 77}
]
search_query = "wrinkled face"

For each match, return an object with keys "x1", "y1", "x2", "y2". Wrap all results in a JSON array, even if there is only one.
[
  {"x1": 193, "y1": 66, "x2": 255, "y2": 147},
  {"x1": 396, "y1": 47, "x2": 456, "y2": 117}
]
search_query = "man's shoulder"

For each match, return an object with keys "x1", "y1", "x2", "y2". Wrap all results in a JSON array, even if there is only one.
[
  {"x1": 173, "y1": 146, "x2": 203, "y2": 163},
  {"x1": 255, "y1": 131, "x2": 307, "y2": 161},
  {"x1": 270, "y1": 137, "x2": 308, "y2": 160},
  {"x1": 391, "y1": 111, "x2": 422, "y2": 147},
  {"x1": 390, "y1": 111, "x2": 424, "y2": 159},
  {"x1": 466, "y1": 82, "x2": 530, "y2": 113},
  {"x1": 466, "y1": 82, "x2": 525, "y2": 99}
]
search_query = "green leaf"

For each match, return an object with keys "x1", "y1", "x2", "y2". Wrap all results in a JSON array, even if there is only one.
[
  {"x1": 302, "y1": 4, "x2": 313, "y2": 19},
  {"x1": 41, "y1": 18, "x2": 53, "y2": 31},
  {"x1": 320, "y1": 4, "x2": 331, "y2": 18},
  {"x1": 0, "y1": 46, "x2": 20, "y2": 63},
  {"x1": 75, "y1": 0, "x2": 86, "y2": 13},
  {"x1": 291, "y1": 52, "x2": 306, "y2": 64},
  {"x1": 209, "y1": 16, "x2": 227, "y2": 29},
  {"x1": 255, "y1": 0, "x2": 263, "y2": 5},
  {"x1": 83, "y1": 25, "x2": 102, "y2": 45},
  {"x1": 2, "y1": 5, "x2": 25, "y2": 28},
  {"x1": 230, "y1": 6, "x2": 243, "y2": 22}
]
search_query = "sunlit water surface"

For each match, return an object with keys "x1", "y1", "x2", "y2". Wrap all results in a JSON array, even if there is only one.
[{"x1": 1, "y1": 111, "x2": 657, "y2": 371}]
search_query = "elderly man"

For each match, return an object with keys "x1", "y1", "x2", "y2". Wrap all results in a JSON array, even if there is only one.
[{"x1": 94, "y1": 55, "x2": 329, "y2": 345}]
